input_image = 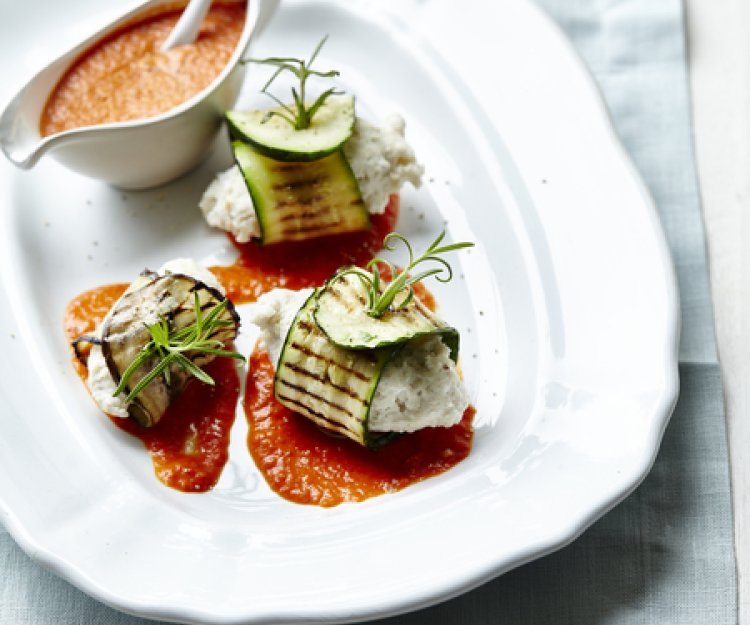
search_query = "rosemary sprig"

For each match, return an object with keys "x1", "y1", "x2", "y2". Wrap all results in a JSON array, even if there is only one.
[
  {"x1": 113, "y1": 294, "x2": 244, "y2": 403},
  {"x1": 342, "y1": 230, "x2": 474, "y2": 318},
  {"x1": 244, "y1": 35, "x2": 341, "y2": 130}
]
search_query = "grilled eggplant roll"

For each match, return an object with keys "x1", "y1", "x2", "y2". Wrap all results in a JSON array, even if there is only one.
[
  {"x1": 250, "y1": 279, "x2": 467, "y2": 449},
  {"x1": 101, "y1": 274, "x2": 239, "y2": 427},
  {"x1": 75, "y1": 261, "x2": 240, "y2": 428}
]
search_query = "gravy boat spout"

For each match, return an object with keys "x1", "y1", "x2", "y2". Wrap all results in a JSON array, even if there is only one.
[
  {"x1": 0, "y1": 59, "x2": 72, "y2": 170},
  {"x1": 0, "y1": 0, "x2": 278, "y2": 190}
]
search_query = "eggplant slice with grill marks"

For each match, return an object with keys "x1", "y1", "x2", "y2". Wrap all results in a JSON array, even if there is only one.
[{"x1": 100, "y1": 274, "x2": 240, "y2": 428}]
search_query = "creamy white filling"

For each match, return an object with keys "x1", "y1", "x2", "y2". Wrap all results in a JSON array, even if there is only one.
[
  {"x1": 369, "y1": 335, "x2": 468, "y2": 432},
  {"x1": 342, "y1": 113, "x2": 424, "y2": 216},
  {"x1": 199, "y1": 114, "x2": 424, "y2": 242},
  {"x1": 86, "y1": 258, "x2": 223, "y2": 418},
  {"x1": 199, "y1": 168, "x2": 261, "y2": 243},
  {"x1": 87, "y1": 342, "x2": 129, "y2": 418},
  {"x1": 246, "y1": 287, "x2": 467, "y2": 433},
  {"x1": 158, "y1": 258, "x2": 225, "y2": 295},
  {"x1": 244, "y1": 288, "x2": 315, "y2": 367}
]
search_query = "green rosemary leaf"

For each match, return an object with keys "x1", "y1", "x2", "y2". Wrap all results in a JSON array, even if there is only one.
[
  {"x1": 124, "y1": 352, "x2": 177, "y2": 403},
  {"x1": 174, "y1": 353, "x2": 214, "y2": 386},
  {"x1": 307, "y1": 87, "x2": 341, "y2": 121},
  {"x1": 113, "y1": 343, "x2": 157, "y2": 397},
  {"x1": 338, "y1": 230, "x2": 474, "y2": 318},
  {"x1": 193, "y1": 347, "x2": 246, "y2": 359},
  {"x1": 308, "y1": 34, "x2": 328, "y2": 65},
  {"x1": 244, "y1": 36, "x2": 341, "y2": 130},
  {"x1": 112, "y1": 295, "x2": 244, "y2": 403}
]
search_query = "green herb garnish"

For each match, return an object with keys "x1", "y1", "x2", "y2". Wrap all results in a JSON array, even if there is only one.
[
  {"x1": 341, "y1": 230, "x2": 474, "y2": 318},
  {"x1": 244, "y1": 35, "x2": 341, "y2": 130},
  {"x1": 113, "y1": 294, "x2": 244, "y2": 403}
]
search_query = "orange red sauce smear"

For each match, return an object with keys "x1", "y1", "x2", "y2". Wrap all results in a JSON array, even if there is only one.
[
  {"x1": 245, "y1": 349, "x2": 475, "y2": 507},
  {"x1": 212, "y1": 197, "x2": 435, "y2": 308}
]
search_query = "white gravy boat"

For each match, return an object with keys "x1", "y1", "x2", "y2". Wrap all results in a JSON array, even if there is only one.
[{"x1": 0, "y1": 0, "x2": 277, "y2": 189}]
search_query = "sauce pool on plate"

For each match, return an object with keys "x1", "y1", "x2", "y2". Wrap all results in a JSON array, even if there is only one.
[
  {"x1": 41, "y1": 2, "x2": 245, "y2": 136},
  {"x1": 244, "y1": 348, "x2": 475, "y2": 507},
  {"x1": 211, "y1": 196, "x2": 423, "y2": 303}
]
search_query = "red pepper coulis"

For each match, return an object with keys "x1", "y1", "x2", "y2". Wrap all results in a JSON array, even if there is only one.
[
  {"x1": 210, "y1": 197, "x2": 425, "y2": 304},
  {"x1": 244, "y1": 348, "x2": 475, "y2": 507},
  {"x1": 63, "y1": 195, "x2": 474, "y2": 499}
]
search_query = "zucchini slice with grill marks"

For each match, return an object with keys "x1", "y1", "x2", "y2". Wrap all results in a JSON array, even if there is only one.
[
  {"x1": 313, "y1": 267, "x2": 460, "y2": 358},
  {"x1": 232, "y1": 141, "x2": 369, "y2": 245},
  {"x1": 226, "y1": 95, "x2": 356, "y2": 162},
  {"x1": 274, "y1": 291, "x2": 398, "y2": 448},
  {"x1": 274, "y1": 282, "x2": 460, "y2": 448},
  {"x1": 100, "y1": 274, "x2": 240, "y2": 428}
]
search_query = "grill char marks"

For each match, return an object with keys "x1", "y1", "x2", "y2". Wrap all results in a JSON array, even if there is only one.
[
  {"x1": 326, "y1": 282, "x2": 368, "y2": 310},
  {"x1": 271, "y1": 176, "x2": 323, "y2": 191},
  {"x1": 231, "y1": 142, "x2": 369, "y2": 245},
  {"x1": 274, "y1": 393, "x2": 356, "y2": 438},
  {"x1": 274, "y1": 292, "x2": 394, "y2": 447},
  {"x1": 313, "y1": 267, "x2": 459, "y2": 357},
  {"x1": 283, "y1": 362, "x2": 368, "y2": 402},
  {"x1": 277, "y1": 378, "x2": 359, "y2": 418},
  {"x1": 288, "y1": 341, "x2": 370, "y2": 381}
]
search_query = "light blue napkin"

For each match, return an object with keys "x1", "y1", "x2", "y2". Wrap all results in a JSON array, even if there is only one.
[
  {"x1": 385, "y1": 0, "x2": 737, "y2": 623},
  {"x1": 0, "y1": 0, "x2": 736, "y2": 623}
]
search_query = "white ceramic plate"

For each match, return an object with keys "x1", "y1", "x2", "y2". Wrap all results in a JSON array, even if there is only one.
[{"x1": 0, "y1": 0, "x2": 679, "y2": 623}]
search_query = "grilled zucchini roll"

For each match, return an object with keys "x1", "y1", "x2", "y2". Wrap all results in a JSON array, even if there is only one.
[
  {"x1": 247, "y1": 230, "x2": 473, "y2": 447},
  {"x1": 226, "y1": 42, "x2": 369, "y2": 245},
  {"x1": 248, "y1": 283, "x2": 467, "y2": 449},
  {"x1": 202, "y1": 38, "x2": 423, "y2": 245}
]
